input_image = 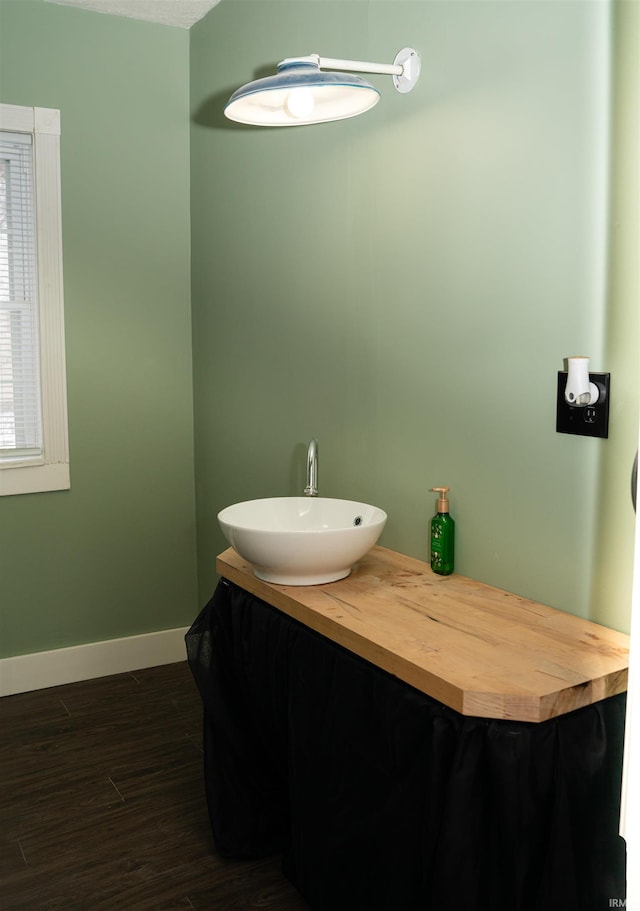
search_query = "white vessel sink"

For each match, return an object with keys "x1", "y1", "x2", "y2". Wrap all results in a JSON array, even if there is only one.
[{"x1": 218, "y1": 496, "x2": 387, "y2": 585}]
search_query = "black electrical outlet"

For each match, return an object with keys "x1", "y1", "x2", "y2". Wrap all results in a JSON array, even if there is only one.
[{"x1": 556, "y1": 371, "x2": 610, "y2": 438}]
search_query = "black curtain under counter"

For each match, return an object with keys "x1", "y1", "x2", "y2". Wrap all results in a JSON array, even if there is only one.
[{"x1": 186, "y1": 577, "x2": 627, "y2": 911}]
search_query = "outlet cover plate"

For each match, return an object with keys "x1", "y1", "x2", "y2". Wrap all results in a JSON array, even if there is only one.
[{"x1": 556, "y1": 371, "x2": 610, "y2": 438}]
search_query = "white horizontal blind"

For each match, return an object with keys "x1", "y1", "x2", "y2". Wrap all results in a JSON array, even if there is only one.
[{"x1": 0, "y1": 129, "x2": 42, "y2": 459}]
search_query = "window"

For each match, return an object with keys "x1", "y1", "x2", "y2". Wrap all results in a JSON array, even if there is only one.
[{"x1": 0, "y1": 104, "x2": 69, "y2": 496}]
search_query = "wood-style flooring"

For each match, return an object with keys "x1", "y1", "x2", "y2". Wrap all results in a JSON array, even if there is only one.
[{"x1": 0, "y1": 661, "x2": 310, "y2": 911}]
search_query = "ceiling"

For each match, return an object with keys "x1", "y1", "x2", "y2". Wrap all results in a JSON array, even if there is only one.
[{"x1": 45, "y1": 0, "x2": 222, "y2": 29}]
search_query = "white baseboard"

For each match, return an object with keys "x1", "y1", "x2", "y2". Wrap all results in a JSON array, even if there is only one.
[{"x1": 0, "y1": 626, "x2": 190, "y2": 697}]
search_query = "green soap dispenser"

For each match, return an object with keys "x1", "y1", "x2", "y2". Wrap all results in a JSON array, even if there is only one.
[{"x1": 430, "y1": 486, "x2": 455, "y2": 575}]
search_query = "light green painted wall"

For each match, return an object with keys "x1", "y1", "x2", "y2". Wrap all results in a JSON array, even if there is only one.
[
  {"x1": 0, "y1": 0, "x2": 198, "y2": 657},
  {"x1": 591, "y1": 0, "x2": 639, "y2": 632},
  {"x1": 1, "y1": 0, "x2": 635, "y2": 662},
  {"x1": 191, "y1": 0, "x2": 638, "y2": 631}
]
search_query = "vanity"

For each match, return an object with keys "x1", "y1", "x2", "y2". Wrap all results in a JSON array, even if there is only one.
[{"x1": 186, "y1": 546, "x2": 629, "y2": 911}]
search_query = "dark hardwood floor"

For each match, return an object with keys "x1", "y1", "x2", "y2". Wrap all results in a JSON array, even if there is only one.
[{"x1": 0, "y1": 662, "x2": 310, "y2": 911}]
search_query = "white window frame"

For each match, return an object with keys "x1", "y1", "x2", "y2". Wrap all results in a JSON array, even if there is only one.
[{"x1": 0, "y1": 103, "x2": 69, "y2": 496}]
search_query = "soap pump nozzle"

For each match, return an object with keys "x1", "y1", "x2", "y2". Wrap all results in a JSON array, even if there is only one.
[{"x1": 432, "y1": 486, "x2": 450, "y2": 514}]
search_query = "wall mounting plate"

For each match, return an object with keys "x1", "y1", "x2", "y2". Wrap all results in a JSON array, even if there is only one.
[
  {"x1": 556, "y1": 371, "x2": 610, "y2": 438},
  {"x1": 393, "y1": 47, "x2": 421, "y2": 93}
]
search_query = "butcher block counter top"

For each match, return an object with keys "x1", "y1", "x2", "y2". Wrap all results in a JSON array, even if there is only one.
[{"x1": 216, "y1": 545, "x2": 629, "y2": 723}]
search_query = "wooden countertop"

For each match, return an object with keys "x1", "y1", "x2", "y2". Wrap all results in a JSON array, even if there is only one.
[{"x1": 216, "y1": 545, "x2": 629, "y2": 723}]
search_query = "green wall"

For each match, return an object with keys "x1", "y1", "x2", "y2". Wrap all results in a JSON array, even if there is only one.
[
  {"x1": 0, "y1": 0, "x2": 198, "y2": 657},
  {"x1": 1, "y1": 0, "x2": 636, "y2": 662},
  {"x1": 592, "y1": 0, "x2": 639, "y2": 632},
  {"x1": 191, "y1": 0, "x2": 638, "y2": 630}
]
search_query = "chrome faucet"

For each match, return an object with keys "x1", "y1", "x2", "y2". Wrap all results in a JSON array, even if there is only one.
[{"x1": 304, "y1": 438, "x2": 318, "y2": 496}]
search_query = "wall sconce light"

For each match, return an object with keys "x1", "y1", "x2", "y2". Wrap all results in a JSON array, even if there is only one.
[
  {"x1": 224, "y1": 48, "x2": 420, "y2": 126},
  {"x1": 556, "y1": 356, "x2": 610, "y2": 439}
]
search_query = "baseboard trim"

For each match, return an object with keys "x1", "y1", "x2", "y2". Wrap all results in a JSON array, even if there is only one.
[{"x1": 0, "y1": 627, "x2": 190, "y2": 697}]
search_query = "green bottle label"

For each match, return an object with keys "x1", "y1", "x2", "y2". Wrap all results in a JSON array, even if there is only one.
[{"x1": 431, "y1": 514, "x2": 455, "y2": 575}]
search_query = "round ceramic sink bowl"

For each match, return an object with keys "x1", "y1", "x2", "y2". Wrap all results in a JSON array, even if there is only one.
[{"x1": 218, "y1": 496, "x2": 387, "y2": 585}]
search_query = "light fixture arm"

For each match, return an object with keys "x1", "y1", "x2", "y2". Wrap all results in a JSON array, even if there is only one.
[{"x1": 314, "y1": 56, "x2": 402, "y2": 77}]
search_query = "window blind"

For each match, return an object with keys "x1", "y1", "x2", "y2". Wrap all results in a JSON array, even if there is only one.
[{"x1": 0, "y1": 129, "x2": 42, "y2": 459}]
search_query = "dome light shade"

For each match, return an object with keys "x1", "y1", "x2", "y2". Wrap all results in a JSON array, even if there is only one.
[
  {"x1": 225, "y1": 60, "x2": 380, "y2": 126},
  {"x1": 224, "y1": 49, "x2": 420, "y2": 127}
]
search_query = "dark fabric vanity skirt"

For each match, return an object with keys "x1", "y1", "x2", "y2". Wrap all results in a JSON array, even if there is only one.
[{"x1": 186, "y1": 579, "x2": 626, "y2": 911}]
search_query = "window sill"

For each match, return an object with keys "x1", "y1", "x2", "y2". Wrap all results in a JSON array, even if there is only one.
[{"x1": 0, "y1": 461, "x2": 70, "y2": 496}]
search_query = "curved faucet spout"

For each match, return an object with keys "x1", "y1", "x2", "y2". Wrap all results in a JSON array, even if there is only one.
[{"x1": 304, "y1": 439, "x2": 318, "y2": 496}]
